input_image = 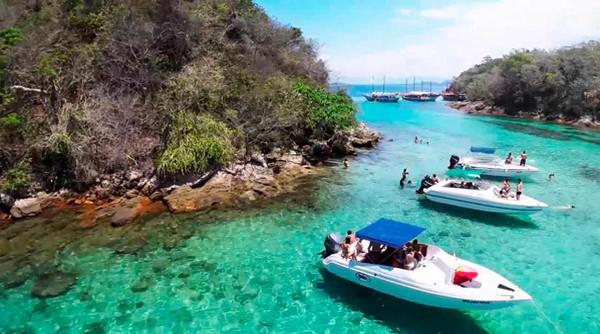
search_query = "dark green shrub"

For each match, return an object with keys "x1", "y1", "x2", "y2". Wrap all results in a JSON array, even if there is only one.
[
  {"x1": 293, "y1": 82, "x2": 356, "y2": 137},
  {"x1": 158, "y1": 113, "x2": 235, "y2": 175},
  {"x1": 0, "y1": 161, "x2": 33, "y2": 197}
]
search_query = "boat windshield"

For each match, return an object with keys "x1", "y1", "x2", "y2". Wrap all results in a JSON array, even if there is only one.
[{"x1": 445, "y1": 181, "x2": 482, "y2": 190}]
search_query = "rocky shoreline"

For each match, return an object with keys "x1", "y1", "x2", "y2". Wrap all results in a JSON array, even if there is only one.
[
  {"x1": 0, "y1": 122, "x2": 381, "y2": 228},
  {"x1": 448, "y1": 101, "x2": 600, "y2": 130}
]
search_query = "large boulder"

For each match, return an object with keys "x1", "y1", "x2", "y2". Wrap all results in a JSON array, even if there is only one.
[
  {"x1": 349, "y1": 122, "x2": 381, "y2": 148},
  {"x1": 329, "y1": 132, "x2": 356, "y2": 156},
  {"x1": 10, "y1": 197, "x2": 43, "y2": 219},
  {"x1": 308, "y1": 141, "x2": 332, "y2": 161},
  {"x1": 31, "y1": 271, "x2": 77, "y2": 298}
]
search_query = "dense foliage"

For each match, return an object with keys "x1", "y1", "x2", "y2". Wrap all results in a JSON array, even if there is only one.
[
  {"x1": 450, "y1": 42, "x2": 600, "y2": 120},
  {"x1": 0, "y1": 0, "x2": 356, "y2": 193}
]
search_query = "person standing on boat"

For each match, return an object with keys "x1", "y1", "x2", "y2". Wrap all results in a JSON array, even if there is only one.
[
  {"x1": 341, "y1": 236, "x2": 357, "y2": 260},
  {"x1": 520, "y1": 151, "x2": 527, "y2": 166},
  {"x1": 400, "y1": 169, "x2": 409, "y2": 188},
  {"x1": 516, "y1": 179, "x2": 523, "y2": 200},
  {"x1": 414, "y1": 136, "x2": 418, "y2": 144},
  {"x1": 505, "y1": 152, "x2": 513, "y2": 164}
]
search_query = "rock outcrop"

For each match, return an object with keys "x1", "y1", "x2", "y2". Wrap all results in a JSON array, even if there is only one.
[{"x1": 164, "y1": 154, "x2": 317, "y2": 214}]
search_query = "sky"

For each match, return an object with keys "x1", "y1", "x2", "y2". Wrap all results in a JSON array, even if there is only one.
[{"x1": 255, "y1": 0, "x2": 600, "y2": 83}]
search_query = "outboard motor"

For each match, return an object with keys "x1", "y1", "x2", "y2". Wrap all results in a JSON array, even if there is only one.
[
  {"x1": 448, "y1": 155, "x2": 460, "y2": 169},
  {"x1": 323, "y1": 232, "x2": 343, "y2": 257},
  {"x1": 416, "y1": 175, "x2": 435, "y2": 194}
]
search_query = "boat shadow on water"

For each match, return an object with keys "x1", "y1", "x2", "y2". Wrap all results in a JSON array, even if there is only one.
[
  {"x1": 317, "y1": 269, "x2": 488, "y2": 334},
  {"x1": 418, "y1": 200, "x2": 538, "y2": 229}
]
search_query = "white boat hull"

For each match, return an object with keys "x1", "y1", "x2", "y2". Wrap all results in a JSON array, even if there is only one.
[
  {"x1": 424, "y1": 180, "x2": 547, "y2": 214},
  {"x1": 323, "y1": 245, "x2": 531, "y2": 310},
  {"x1": 456, "y1": 157, "x2": 539, "y2": 178}
]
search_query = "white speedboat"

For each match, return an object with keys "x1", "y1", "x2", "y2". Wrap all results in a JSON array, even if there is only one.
[
  {"x1": 322, "y1": 219, "x2": 532, "y2": 310},
  {"x1": 423, "y1": 179, "x2": 548, "y2": 214},
  {"x1": 448, "y1": 147, "x2": 539, "y2": 178}
]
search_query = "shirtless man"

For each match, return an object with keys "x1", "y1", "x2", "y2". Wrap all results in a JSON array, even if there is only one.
[
  {"x1": 520, "y1": 151, "x2": 528, "y2": 166},
  {"x1": 516, "y1": 179, "x2": 523, "y2": 200}
]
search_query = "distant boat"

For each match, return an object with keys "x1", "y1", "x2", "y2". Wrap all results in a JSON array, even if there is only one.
[
  {"x1": 442, "y1": 91, "x2": 466, "y2": 101},
  {"x1": 364, "y1": 75, "x2": 399, "y2": 103},
  {"x1": 364, "y1": 92, "x2": 400, "y2": 102},
  {"x1": 402, "y1": 91, "x2": 440, "y2": 102}
]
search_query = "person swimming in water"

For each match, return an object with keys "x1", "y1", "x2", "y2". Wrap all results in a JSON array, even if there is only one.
[{"x1": 400, "y1": 168, "x2": 409, "y2": 188}]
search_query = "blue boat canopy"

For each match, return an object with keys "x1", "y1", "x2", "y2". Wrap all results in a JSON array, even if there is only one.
[
  {"x1": 356, "y1": 218, "x2": 425, "y2": 249},
  {"x1": 470, "y1": 146, "x2": 496, "y2": 154}
]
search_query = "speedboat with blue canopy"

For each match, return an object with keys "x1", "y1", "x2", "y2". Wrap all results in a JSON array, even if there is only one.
[
  {"x1": 448, "y1": 147, "x2": 539, "y2": 178},
  {"x1": 322, "y1": 218, "x2": 532, "y2": 310}
]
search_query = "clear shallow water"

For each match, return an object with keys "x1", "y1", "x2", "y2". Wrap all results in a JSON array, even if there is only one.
[{"x1": 1, "y1": 86, "x2": 600, "y2": 333}]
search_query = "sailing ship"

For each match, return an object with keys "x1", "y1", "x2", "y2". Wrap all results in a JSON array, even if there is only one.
[
  {"x1": 363, "y1": 76, "x2": 399, "y2": 103},
  {"x1": 441, "y1": 90, "x2": 466, "y2": 101},
  {"x1": 401, "y1": 79, "x2": 440, "y2": 102}
]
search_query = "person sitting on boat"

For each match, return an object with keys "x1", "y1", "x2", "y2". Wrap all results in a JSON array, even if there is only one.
[
  {"x1": 347, "y1": 230, "x2": 357, "y2": 243},
  {"x1": 347, "y1": 230, "x2": 365, "y2": 254},
  {"x1": 431, "y1": 174, "x2": 440, "y2": 184},
  {"x1": 499, "y1": 179, "x2": 511, "y2": 198},
  {"x1": 520, "y1": 151, "x2": 527, "y2": 166},
  {"x1": 505, "y1": 152, "x2": 513, "y2": 164},
  {"x1": 403, "y1": 250, "x2": 417, "y2": 270},
  {"x1": 516, "y1": 179, "x2": 523, "y2": 200}
]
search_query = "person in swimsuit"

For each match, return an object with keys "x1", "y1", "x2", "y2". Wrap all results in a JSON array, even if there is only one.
[
  {"x1": 414, "y1": 136, "x2": 418, "y2": 144},
  {"x1": 500, "y1": 179, "x2": 511, "y2": 197},
  {"x1": 505, "y1": 152, "x2": 513, "y2": 164},
  {"x1": 520, "y1": 151, "x2": 527, "y2": 166},
  {"x1": 400, "y1": 168, "x2": 409, "y2": 189},
  {"x1": 343, "y1": 158, "x2": 349, "y2": 168},
  {"x1": 516, "y1": 178, "x2": 523, "y2": 200},
  {"x1": 403, "y1": 251, "x2": 416, "y2": 270},
  {"x1": 432, "y1": 174, "x2": 440, "y2": 184},
  {"x1": 341, "y1": 236, "x2": 357, "y2": 260}
]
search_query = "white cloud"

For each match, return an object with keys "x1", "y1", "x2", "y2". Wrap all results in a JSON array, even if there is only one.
[
  {"x1": 325, "y1": 0, "x2": 600, "y2": 83},
  {"x1": 420, "y1": 6, "x2": 463, "y2": 20},
  {"x1": 398, "y1": 8, "x2": 413, "y2": 16}
]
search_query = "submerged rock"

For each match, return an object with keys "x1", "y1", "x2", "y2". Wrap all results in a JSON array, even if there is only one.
[
  {"x1": 131, "y1": 276, "x2": 154, "y2": 293},
  {"x1": 110, "y1": 207, "x2": 139, "y2": 227},
  {"x1": 31, "y1": 271, "x2": 77, "y2": 298}
]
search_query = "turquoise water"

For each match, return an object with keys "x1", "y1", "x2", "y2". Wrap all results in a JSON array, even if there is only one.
[{"x1": 1, "y1": 86, "x2": 600, "y2": 333}]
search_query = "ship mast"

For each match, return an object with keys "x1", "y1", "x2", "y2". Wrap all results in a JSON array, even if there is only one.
[
  {"x1": 405, "y1": 78, "x2": 408, "y2": 94},
  {"x1": 382, "y1": 75, "x2": 386, "y2": 94},
  {"x1": 371, "y1": 76, "x2": 375, "y2": 93},
  {"x1": 413, "y1": 77, "x2": 416, "y2": 91}
]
